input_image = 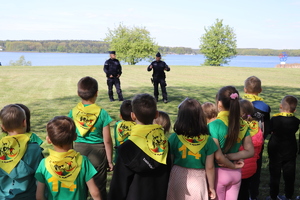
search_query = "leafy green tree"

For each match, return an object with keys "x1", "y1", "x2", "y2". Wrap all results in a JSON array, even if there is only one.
[
  {"x1": 9, "y1": 56, "x2": 32, "y2": 66},
  {"x1": 200, "y1": 19, "x2": 237, "y2": 66},
  {"x1": 104, "y1": 24, "x2": 159, "y2": 65}
]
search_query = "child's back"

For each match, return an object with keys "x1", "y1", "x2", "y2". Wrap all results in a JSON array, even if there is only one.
[{"x1": 108, "y1": 94, "x2": 171, "y2": 200}]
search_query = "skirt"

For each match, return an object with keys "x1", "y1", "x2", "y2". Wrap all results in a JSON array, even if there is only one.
[{"x1": 167, "y1": 165, "x2": 209, "y2": 200}]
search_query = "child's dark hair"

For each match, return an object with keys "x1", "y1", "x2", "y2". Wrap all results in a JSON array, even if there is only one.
[
  {"x1": 281, "y1": 95, "x2": 298, "y2": 112},
  {"x1": 132, "y1": 93, "x2": 157, "y2": 125},
  {"x1": 47, "y1": 116, "x2": 77, "y2": 147},
  {"x1": 174, "y1": 98, "x2": 208, "y2": 137},
  {"x1": 244, "y1": 76, "x2": 262, "y2": 93},
  {"x1": 15, "y1": 104, "x2": 31, "y2": 132},
  {"x1": 120, "y1": 100, "x2": 133, "y2": 121},
  {"x1": 240, "y1": 99, "x2": 254, "y2": 122},
  {"x1": 154, "y1": 111, "x2": 171, "y2": 134},
  {"x1": 0, "y1": 104, "x2": 26, "y2": 132},
  {"x1": 202, "y1": 102, "x2": 218, "y2": 120},
  {"x1": 77, "y1": 76, "x2": 98, "y2": 100},
  {"x1": 217, "y1": 86, "x2": 240, "y2": 153}
]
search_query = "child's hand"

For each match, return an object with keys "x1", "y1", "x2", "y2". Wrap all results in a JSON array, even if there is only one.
[
  {"x1": 107, "y1": 162, "x2": 114, "y2": 172},
  {"x1": 233, "y1": 159, "x2": 244, "y2": 169},
  {"x1": 208, "y1": 188, "x2": 216, "y2": 199}
]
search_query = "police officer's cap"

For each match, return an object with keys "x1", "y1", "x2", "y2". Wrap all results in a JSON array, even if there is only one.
[
  {"x1": 109, "y1": 51, "x2": 116, "y2": 55},
  {"x1": 156, "y1": 52, "x2": 161, "y2": 57}
]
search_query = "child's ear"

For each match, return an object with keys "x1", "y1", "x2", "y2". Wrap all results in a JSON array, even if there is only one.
[
  {"x1": 293, "y1": 109, "x2": 297, "y2": 113},
  {"x1": 259, "y1": 88, "x2": 262, "y2": 93},
  {"x1": 131, "y1": 112, "x2": 137, "y2": 121},
  {"x1": 1, "y1": 125, "x2": 7, "y2": 132},
  {"x1": 119, "y1": 114, "x2": 123, "y2": 120},
  {"x1": 217, "y1": 101, "x2": 223, "y2": 111},
  {"x1": 279, "y1": 104, "x2": 283, "y2": 110},
  {"x1": 244, "y1": 88, "x2": 247, "y2": 93},
  {"x1": 23, "y1": 119, "x2": 27, "y2": 127},
  {"x1": 46, "y1": 136, "x2": 52, "y2": 144},
  {"x1": 73, "y1": 134, "x2": 77, "y2": 141},
  {"x1": 154, "y1": 111, "x2": 159, "y2": 119}
]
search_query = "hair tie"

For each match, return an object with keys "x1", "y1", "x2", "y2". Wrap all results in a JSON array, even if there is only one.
[
  {"x1": 230, "y1": 93, "x2": 239, "y2": 100},
  {"x1": 247, "y1": 115, "x2": 251, "y2": 118}
]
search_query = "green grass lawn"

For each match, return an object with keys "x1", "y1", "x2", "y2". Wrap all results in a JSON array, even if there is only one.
[{"x1": 0, "y1": 65, "x2": 300, "y2": 198}]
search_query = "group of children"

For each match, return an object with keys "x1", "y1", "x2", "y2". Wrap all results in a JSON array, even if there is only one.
[{"x1": 0, "y1": 75, "x2": 299, "y2": 200}]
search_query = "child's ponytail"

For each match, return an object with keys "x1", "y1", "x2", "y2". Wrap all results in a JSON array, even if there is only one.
[{"x1": 217, "y1": 86, "x2": 240, "y2": 153}]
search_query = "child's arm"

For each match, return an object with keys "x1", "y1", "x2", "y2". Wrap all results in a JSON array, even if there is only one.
[
  {"x1": 36, "y1": 181, "x2": 46, "y2": 200},
  {"x1": 205, "y1": 153, "x2": 216, "y2": 200},
  {"x1": 87, "y1": 178, "x2": 102, "y2": 200},
  {"x1": 213, "y1": 138, "x2": 244, "y2": 169},
  {"x1": 225, "y1": 135, "x2": 254, "y2": 161},
  {"x1": 103, "y1": 124, "x2": 114, "y2": 171}
]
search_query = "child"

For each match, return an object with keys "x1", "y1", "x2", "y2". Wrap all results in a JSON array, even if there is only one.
[
  {"x1": 202, "y1": 102, "x2": 218, "y2": 124},
  {"x1": 113, "y1": 100, "x2": 136, "y2": 162},
  {"x1": 243, "y1": 76, "x2": 271, "y2": 200},
  {"x1": 167, "y1": 98, "x2": 218, "y2": 200},
  {"x1": 153, "y1": 110, "x2": 171, "y2": 135},
  {"x1": 267, "y1": 95, "x2": 300, "y2": 200},
  {"x1": 108, "y1": 93, "x2": 171, "y2": 200},
  {"x1": 68, "y1": 76, "x2": 113, "y2": 200},
  {"x1": 35, "y1": 116, "x2": 101, "y2": 200},
  {"x1": 0, "y1": 104, "x2": 43, "y2": 145},
  {"x1": 238, "y1": 99, "x2": 264, "y2": 200},
  {"x1": 0, "y1": 104, "x2": 43, "y2": 199},
  {"x1": 208, "y1": 86, "x2": 254, "y2": 200}
]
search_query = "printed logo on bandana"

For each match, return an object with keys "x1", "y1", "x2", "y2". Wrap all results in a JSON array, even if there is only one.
[
  {"x1": 0, "y1": 138, "x2": 20, "y2": 162},
  {"x1": 118, "y1": 124, "x2": 131, "y2": 139},
  {"x1": 145, "y1": 128, "x2": 167, "y2": 155},
  {"x1": 74, "y1": 110, "x2": 97, "y2": 132},
  {"x1": 184, "y1": 137, "x2": 205, "y2": 145},
  {"x1": 48, "y1": 155, "x2": 78, "y2": 179}
]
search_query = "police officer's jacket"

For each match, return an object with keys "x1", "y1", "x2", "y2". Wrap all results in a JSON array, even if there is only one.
[
  {"x1": 104, "y1": 58, "x2": 122, "y2": 78},
  {"x1": 147, "y1": 60, "x2": 170, "y2": 79}
]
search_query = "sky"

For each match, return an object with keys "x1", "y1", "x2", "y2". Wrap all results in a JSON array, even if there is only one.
[{"x1": 1, "y1": 0, "x2": 300, "y2": 49}]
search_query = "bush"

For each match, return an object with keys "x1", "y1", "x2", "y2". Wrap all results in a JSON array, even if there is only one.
[{"x1": 9, "y1": 55, "x2": 32, "y2": 66}]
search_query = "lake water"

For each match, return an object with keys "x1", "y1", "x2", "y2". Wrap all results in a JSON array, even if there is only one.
[{"x1": 0, "y1": 52, "x2": 299, "y2": 68}]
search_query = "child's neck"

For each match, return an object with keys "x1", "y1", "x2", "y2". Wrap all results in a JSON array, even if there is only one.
[
  {"x1": 53, "y1": 144, "x2": 73, "y2": 152},
  {"x1": 82, "y1": 99, "x2": 96, "y2": 104},
  {"x1": 280, "y1": 109, "x2": 293, "y2": 113},
  {"x1": 207, "y1": 117, "x2": 216, "y2": 124},
  {"x1": 246, "y1": 92, "x2": 259, "y2": 96},
  {"x1": 7, "y1": 128, "x2": 25, "y2": 136}
]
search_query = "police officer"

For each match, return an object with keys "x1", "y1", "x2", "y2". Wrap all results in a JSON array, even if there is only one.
[
  {"x1": 147, "y1": 52, "x2": 170, "y2": 103},
  {"x1": 103, "y1": 51, "x2": 123, "y2": 101}
]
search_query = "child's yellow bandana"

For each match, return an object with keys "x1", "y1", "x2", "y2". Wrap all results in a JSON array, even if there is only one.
[
  {"x1": 243, "y1": 94, "x2": 263, "y2": 102},
  {"x1": 72, "y1": 102, "x2": 101, "y2": 137},
  {"x1": 273, "y1": 112, "x2": 295, "y2": 117},
  {"x1": 217, "y1": 111, "x2": 248, "y2": 143},
  {"x1": 247, "y1": 120, "x2": 259, "y2": 137},
  {"x1": 45, "y1": 149, "x2": 82, "y2": 187},
  {"x1": 129, "y1": 124, "x2": 168, "y2": 164},
  {"x1": 0, "y1": 134, "x2": 29, "y2": 174},
  {"x1": 116, "y1": 121, "x2": 136, "y2": 144},
  {"x1": 177, "y1": 135, "x2": 209, "y2": 154}
]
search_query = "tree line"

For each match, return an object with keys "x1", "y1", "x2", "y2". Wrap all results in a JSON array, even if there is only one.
[
  {"x1": 1, "y1": 40, "x2": 300, "y2": 57},
  {"x1": 0, "y1": 40, "x2": 196, "y2": 55}
]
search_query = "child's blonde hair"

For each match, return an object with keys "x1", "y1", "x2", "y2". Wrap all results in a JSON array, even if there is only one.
[
  {"x1": 202, "y1": 102, "x2": 218, "y2": 120},
  {"x1": 153, "y1": 111, "x2": 171, "y2": 134},
  {"x1": 244, "y1": 76, "x2": 262, "y2": 93}
]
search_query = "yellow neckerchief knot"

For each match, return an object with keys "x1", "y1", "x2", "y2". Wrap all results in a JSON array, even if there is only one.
[
  {"x1": 217, "y1": 111, "x2": 249, "y2": 143},
  {"x1": 116, "y1": 121, "x2": 136, "y2": 144},
  {"x1": 0, "y1": 134, "x2": 29, "y2": 174},
  {"x1": 72, "y1": 102, "x2": 101, "y2": 136},
  {"x1": 177, "y1": 134, "x2": 209, "y2": 154},
  {"x1": 243, "y1": 94, "x2": 263, "y2": 102},
  {"x1": 273, "y1": 112, "x2": 295, "y2": 117},
  {"x1": 129, "y1": 124, "x2": 168, "y2": 164},
  {"x1": 45, "y1": 149, "x2": 83, "y2": 187}
]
